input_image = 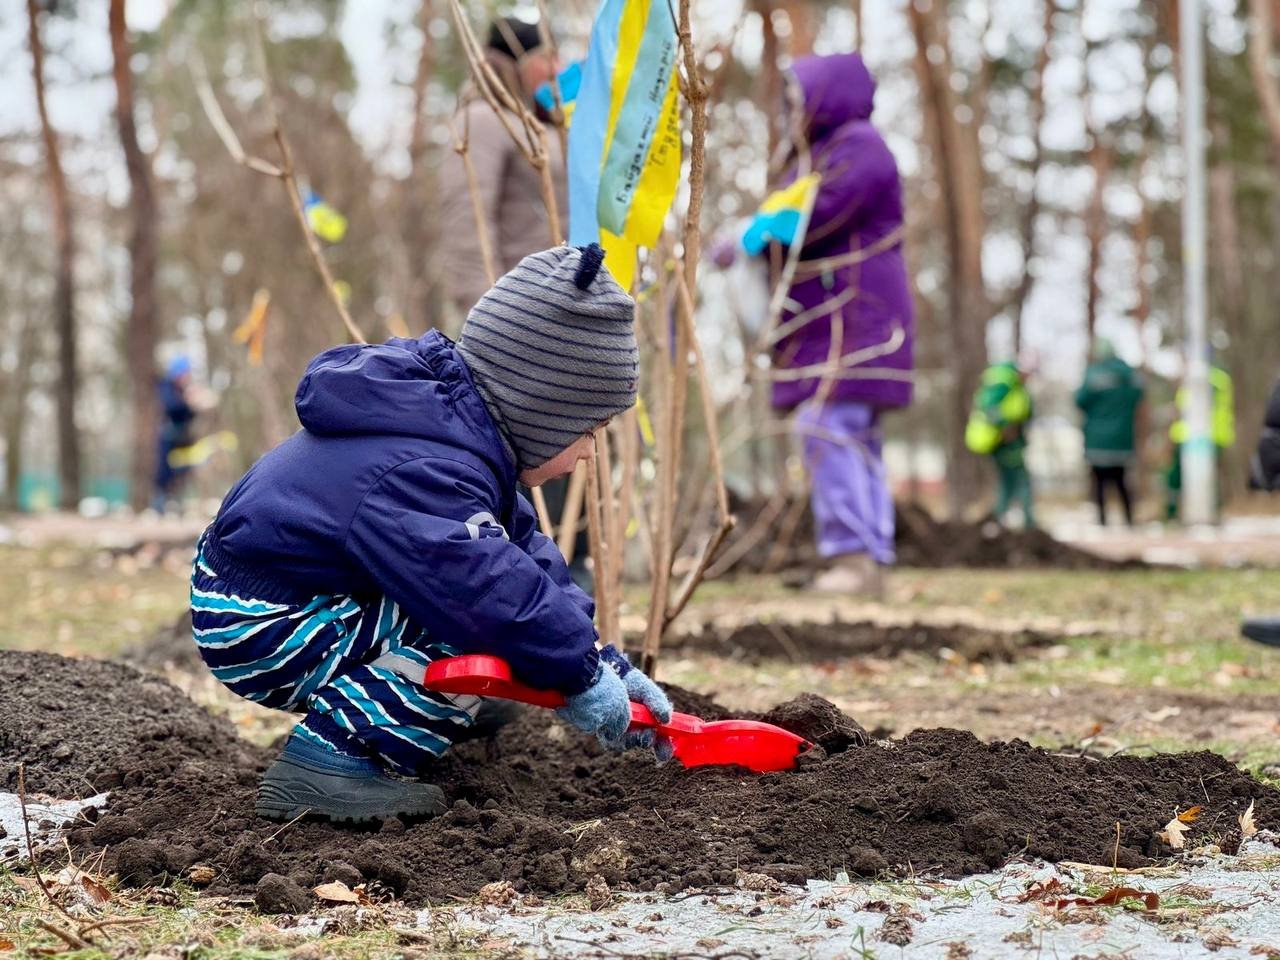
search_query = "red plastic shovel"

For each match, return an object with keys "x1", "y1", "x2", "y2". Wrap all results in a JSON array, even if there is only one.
[{"x1": 423, "y1": 654, "x2": 812, "y2": 773}]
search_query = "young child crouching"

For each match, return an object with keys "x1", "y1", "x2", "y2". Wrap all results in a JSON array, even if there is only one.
[{"x1": 190, "y1": 244, "x2": 670, "y2": 823}]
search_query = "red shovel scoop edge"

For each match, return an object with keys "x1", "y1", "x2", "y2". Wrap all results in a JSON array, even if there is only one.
[{"x1": 423, "y1": 654, "x2": 812, "y2": 773}]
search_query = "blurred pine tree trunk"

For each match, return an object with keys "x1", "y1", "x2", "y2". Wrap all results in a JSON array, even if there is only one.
[
  {"x1": 110, "y1": 0, "x2": 160, "y2": 512},
  {"x1": 909, "y1": 0, "x2": 989, "y2": 518},
  {"x1": 1011, "y1": 0, "x2": 1055, "y2": 357},
  {"x1": 26, "y1": 0, "x2": 82, "y2": 509}
]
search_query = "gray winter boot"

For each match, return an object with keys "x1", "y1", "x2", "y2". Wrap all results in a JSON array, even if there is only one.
[{"x1": 256, "y1": 734, "x2": 446, "y2": 824}]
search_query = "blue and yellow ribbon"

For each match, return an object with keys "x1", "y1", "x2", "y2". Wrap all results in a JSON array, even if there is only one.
[
  {"x1": 741, "y1": 173, "x2": 821, "y2": 255},
  {"x1": 567, "y1": 0, "x2": 681, "y2": 292}
]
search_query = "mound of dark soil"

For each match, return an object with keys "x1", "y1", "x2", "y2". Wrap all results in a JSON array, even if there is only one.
[
  {"x1": 7, "y1": 651, "x2": 1271, "y2": 904},
  {"x1": 722, "y1": 493, "x2": 1134, "y2": 573},
  {"x1": 668, "y1": 619, "x2": 1055, "y2": 663},
  {"x1": 894, "y1": 503, "x2": 1139, "y2": 571},
  {"x1": 124, "y1": 610, "x2": 205, "y2": 673},
  {"x1": 0, "y1": 650, "x2": 255, "y2": 798}
]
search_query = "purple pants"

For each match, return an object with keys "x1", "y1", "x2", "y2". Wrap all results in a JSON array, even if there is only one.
[{"x1": 795, "y1": 399, "x2": 895, "y2": 565}]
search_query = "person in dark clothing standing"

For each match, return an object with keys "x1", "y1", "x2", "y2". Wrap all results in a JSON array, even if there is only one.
[
  {"x1": 1243, "y1": 376, "x2": 1280, "y2": 647},
  {"x1": 153, "y1": 355, "x2": 199, "y2": 512},
  {"x1": 1075, "y1": 339, "x2": 1144, "y2": 526}
]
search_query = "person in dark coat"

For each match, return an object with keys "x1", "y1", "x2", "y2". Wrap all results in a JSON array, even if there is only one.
[
  {"x1": 1243, "y1": 376, "x2": 1280, "y2": 647},
  {"x1": 153, "y1": 355, "x2": 199, "y2": 512},
  {"x1": 191, "y1": 246, "x2": 671, "y2": 823},
  {"x1": 1075, "y1": 339, "x2": 1144, "y2": 526}
]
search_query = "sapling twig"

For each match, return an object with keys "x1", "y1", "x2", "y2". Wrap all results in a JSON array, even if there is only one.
[{"x1": 189, "y1": 24, "x2": 366, "y2": 345}]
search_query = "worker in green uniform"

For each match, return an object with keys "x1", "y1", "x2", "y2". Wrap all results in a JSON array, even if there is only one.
[
  {"x1": 1075, "y1": 339, "x2": 1144, "y2": 526},
  {"x1": 1166, "y1": 364, "x2": 1235, "y2": 520},
  {"x1": 966, "y1": 357, "x2": 1036, "y2": 528}
]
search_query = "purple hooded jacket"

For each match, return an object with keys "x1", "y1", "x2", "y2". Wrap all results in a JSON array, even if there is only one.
[{"x1": 769, "y1": 53, "x2": 915, "y2": 411}]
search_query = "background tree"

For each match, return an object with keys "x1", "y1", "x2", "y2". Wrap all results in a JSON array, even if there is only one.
[
  {"x1": 110, "y1": 0, "x2": 161, "y2": 511},
  {"x1": 25, "y1": 0, "x2": 82, "y2": 509}
]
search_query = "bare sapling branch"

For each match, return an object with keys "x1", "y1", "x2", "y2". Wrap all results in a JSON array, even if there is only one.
[
  {"x1": 190, "y1": 20, "x2": 367, "y2": 345},
  {"x1": 449, "y1": 111, "x2": 501, "y2": 289},
  {"x1": 583, "y1": 446, "x2": 612, "y2": 646},
  {"x1": 664, "y1": 268, "x2": 736, "y2": 629},
  {"x1": 640, "y1": 0, "x2": 712, "y2": 676},
  {"x1": 557, "y1": 463, "x2": 589, "y2": 562},
  {"x1": 596, "y1": 423, "x2": 623, "y2": 649}
]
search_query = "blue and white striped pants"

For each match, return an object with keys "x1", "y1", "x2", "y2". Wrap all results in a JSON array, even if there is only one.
[{"x1": 190, "y1": 541, "x2": 478, "y2": 776}]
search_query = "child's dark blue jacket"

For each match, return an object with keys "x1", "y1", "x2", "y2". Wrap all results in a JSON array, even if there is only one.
[{"x1": 203, "y1": 331, "x2": 600, "y2": 694}]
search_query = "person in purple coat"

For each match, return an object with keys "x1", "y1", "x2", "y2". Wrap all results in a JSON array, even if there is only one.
[{"x1": 724, "y1": 52, "x2": 915, "y2": 596}]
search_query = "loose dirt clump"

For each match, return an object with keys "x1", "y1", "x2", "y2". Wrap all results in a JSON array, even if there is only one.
[
  {"x1": 669, "y1": 619, "x2": 1056, "y2": 663},
  {"x1": 755, "y1": 694, "x2": 868, "y2": 753},
  {"x1": 6, "y1": 652, "x2": 1274, "y2": 904}
]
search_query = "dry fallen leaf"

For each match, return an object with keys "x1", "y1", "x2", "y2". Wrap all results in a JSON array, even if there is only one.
[
  {"x1": 1177, "y1": 806, "x2": 1204, "y2": 824},
  {"x1": 1203, "y1": 927, "x2": 1239, "y2": 950},
  {"x1": 0, "y1": 938, "x2": 13, "y2": 951},
  {"x1": 1159, "y1": 815, "x2": 1192, "y2": 849},
  {"x1": 80, "y1": 874, "x2": 112, "y2": 905},
  {"x1": 312, "y1": 881, "x2": 360, "y2": 904},
  {"x1": 1240, "y1": 801, "x2": 1258, "y2": 839},
  {"x1": 1051, "y1": 886, "x2": 1160, "y2": 912}
]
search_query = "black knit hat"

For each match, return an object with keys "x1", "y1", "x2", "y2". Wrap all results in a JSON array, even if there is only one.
[{"x1": 487, "y1": 16, "x2": 544, "y2": 60}]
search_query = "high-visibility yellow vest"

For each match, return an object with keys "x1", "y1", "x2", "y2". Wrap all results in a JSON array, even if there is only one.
[
  {"x1": 1171, "y1": 366, "x2": 1235, "y2": 448},
  {"x1": 966, "y1": 363, "x2": 1030, "y2": 455}
]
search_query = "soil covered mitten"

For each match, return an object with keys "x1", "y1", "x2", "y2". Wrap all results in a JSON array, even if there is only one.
[
  {"x1": 556, "y1": 650, "x2": 673, "y2": 761},
  {"x1": 601, "y1": 644, "x2": 674, "y2": 762},
  {"x1": 256, "y1": 733, "x2": 446, "y2": 824},
  {"x1": 570, "y1": 647, "x2": 680, "y2": 768}
]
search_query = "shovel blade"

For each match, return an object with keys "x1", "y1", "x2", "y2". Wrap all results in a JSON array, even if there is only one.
[{"x1": 668, "y1": 720, "x2": 811, "y2": 773}]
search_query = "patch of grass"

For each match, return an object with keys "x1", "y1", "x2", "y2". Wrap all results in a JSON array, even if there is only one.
[
  {"x1": 1004, "y1": 630, "x2": 1280, "y2": 695},
  {"x1": 0, "y1": 871, "x2": 505, "y2": 960},
  {"x1": 0, "y1": 546, "x2": 188, "y2": 659}
]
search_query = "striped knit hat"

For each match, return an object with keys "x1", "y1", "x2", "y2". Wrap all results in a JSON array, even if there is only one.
[{"x1": 457, "y1": 244, "x2": 638, "y2": 471}]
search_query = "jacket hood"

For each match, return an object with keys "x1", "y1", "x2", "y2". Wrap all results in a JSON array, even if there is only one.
[
  {"x1": 294, "y1": 330, "x2": 513, "y2": 479},
  {"x1": 791, "y1": 52, "x2": 876, "y2": 140}
]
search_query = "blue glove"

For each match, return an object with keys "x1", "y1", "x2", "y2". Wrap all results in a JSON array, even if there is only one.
[
  {"x1": 556, "y1": 659, "x2": 631, "y2": 746},
  {"x1": 599, "y1": 645, "x2": 675, "y2": 763},
  {"x1": 556, "y1": 647, "x2": 675, "y2": 763}
]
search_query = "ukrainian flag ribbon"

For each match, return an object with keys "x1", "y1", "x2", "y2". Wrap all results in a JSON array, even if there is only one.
[
  {"x1": 741, "y1": 173, "x2": 822, "y2": 255},
  {"x1": 567, "y1": 0, "x2": 681, "y2": 292},
  {"x1": 534, "y1": 60, "x2": 583, "y2": 119},
  {"x1": 303, "y1": 191, "x2": 348, "y2": 244}
]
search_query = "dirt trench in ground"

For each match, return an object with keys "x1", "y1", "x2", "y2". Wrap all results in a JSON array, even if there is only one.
[
  {"x1": 664, "y1": 618, "x2": 1057, "y2": 663},
  {"x1": 130, "y1": 612, "x2": 1055, "y2": 678},
  {"x1": 4, "y1": 650, "x2": 1277, "y2": 906}
]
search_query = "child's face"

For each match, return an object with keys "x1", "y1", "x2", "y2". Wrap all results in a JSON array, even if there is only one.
[{"x1": 519, "y1": 433, "x2": 595, "y2": 487}]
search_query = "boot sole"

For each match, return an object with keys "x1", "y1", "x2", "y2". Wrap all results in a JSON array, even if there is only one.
[
  {"x1": 1243, "y1": 621, "x2": 1280, "y2": 648},
  {"x1": 256, "y1": 777, "x2": 446, "y2": 825}
]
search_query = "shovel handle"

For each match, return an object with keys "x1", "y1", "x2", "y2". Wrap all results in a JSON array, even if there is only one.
[{"x1": 422, "y1": 655, "x2": 699, "y2": 735}]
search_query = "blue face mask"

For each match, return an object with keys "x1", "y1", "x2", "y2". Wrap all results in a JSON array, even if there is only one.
[{"x1": 534, "y1": 60, "x2": 583, "y2": 113}]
